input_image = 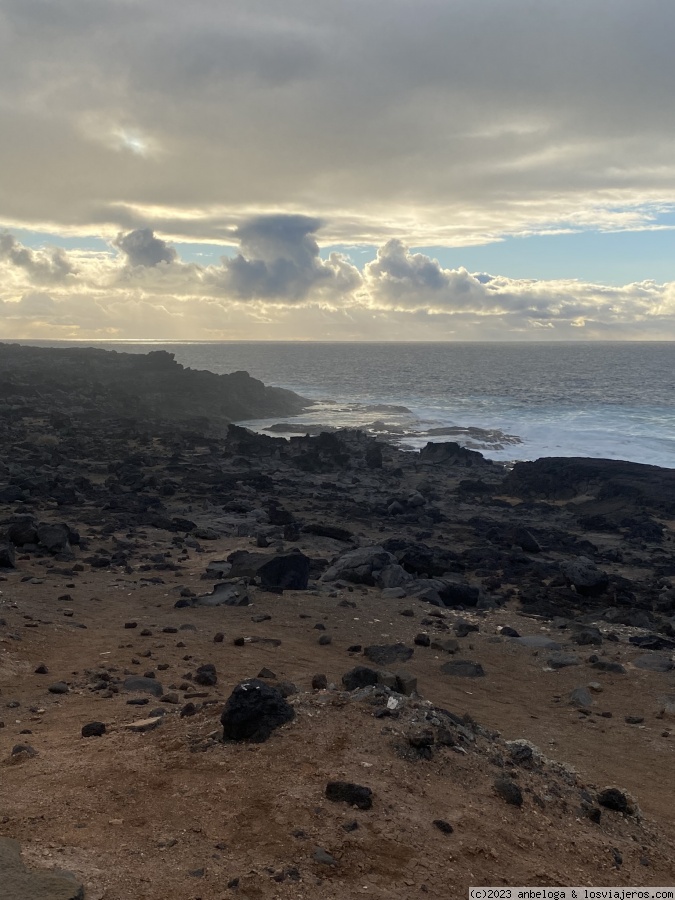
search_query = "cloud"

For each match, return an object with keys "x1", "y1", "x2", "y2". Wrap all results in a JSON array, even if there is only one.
[
  {"x1": 365, "y1": 240, "x2": 488, "y2": 311},
  {"x1": 113, "y1": 228, "x2": 177, "y2": 267},
  {"x1": 214, "y1": 215, "x2": 362, "y2": 302},
  {"x1": 0, "y1": 226, "x2": 674, "y2": 340},
  {"x1": 0, "y1": 232, "x2": 76, "y2": 284},
  {"x1": 2, "y1": 1, "x2": 675, "y2": 246}
]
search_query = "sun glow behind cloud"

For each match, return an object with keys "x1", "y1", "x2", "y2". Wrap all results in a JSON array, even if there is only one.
[
  {"x1": 0, "y1": 0, "x2": 675, "y2": 338},
  {"x1": 0, "y1": 223, "x2": 673, "y2": 341}
]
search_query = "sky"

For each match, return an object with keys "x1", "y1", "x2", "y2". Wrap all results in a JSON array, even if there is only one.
[{"x1": 1, "y1": 0, "x2": 675, "y2": 341}]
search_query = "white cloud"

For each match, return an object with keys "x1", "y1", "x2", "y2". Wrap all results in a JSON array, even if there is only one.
[
  {"x1": 0, "y1": 232, "x2": 76, "y2": 284},
  {"x1": 0, "y1": 226, "x2": 674, "y2": 340}
]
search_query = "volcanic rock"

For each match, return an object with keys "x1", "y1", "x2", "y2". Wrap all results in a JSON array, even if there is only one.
[
  {"x1": 363, "y1": 643, "x2": 414, "y2": 666},
  {"x1": 0, "y1": 837, "x2": 84, "y2": 899},
  {"x1": 220, "y1": 679, "x2": 295, "y2": 742},
  {"x1": 440, "y1": 660, "x2": 485, "y2": 678},
  {"x1": 325, "y1": 781, "x2": 373, "y2": 809}
]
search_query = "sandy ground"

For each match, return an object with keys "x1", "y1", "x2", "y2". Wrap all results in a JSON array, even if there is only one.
[{"x1": 1, "y1": 536, "x2": 674, "y2": 900}]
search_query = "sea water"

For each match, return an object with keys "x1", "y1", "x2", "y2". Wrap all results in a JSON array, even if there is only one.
[{"x1": 14, "y1": 341, "x2": 675, "y2": 468}]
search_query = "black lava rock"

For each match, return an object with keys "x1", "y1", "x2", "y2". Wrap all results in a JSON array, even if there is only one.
[
  {"x1": 325, "y1": 781, "x2": 373, "y2": 810},
  {"x1": 341, "y1": 666, "x2": 380, "y2": 691},
  {"x1": 494, "y1": 776, "x2": 523, "y2": 807},
  {"x1": 81, "y1": 721, "x2": 106, "y2": 738},
  {"x1": 194, "y1": 663, "x2": 217, "y2": 686},
  {"x1": 363, "y1": 643, "x2": 413, "y2": 666},
  {"x1": 598, "y1": 788, "x2": 631, "y2": 814},
  {"x1": 220, "y1": 679, "x2": 295, "y2": 743}
]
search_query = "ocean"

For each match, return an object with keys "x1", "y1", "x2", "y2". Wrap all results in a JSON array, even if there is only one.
[{"x1": 13, "y1": 341, "x2": 675, "y2": 468}]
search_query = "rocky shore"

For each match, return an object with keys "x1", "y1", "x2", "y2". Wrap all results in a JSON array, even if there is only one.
[{"x1": 0, "y1": 345, "x2": 674, "y2": 899}]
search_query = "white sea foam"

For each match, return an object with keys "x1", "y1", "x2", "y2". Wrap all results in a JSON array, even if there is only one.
[{"x1": 19, "y1": 340, "x2": 675, "y2": 468}]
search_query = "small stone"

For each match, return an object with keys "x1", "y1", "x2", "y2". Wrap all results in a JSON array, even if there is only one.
[
  {"x1": 122, "y1": 716, "x2": 163, "y2": 733},
  {"x1": 342, "y1": 666, "x2": 380, "y2": 691},
  {"x1": 123, "y1": 676, "x2": 164, "y2": 697},
  {"x1": 312, "y1": 674, "x2": 328, "y2": 690},
  {"x1": 569, "y1": 687, "x2": 593, "y2": 708},
  {"x1": 81, "y1": 721, "x2": 106, "y2": 738},
  {"x1": 325, "y1": 781, "x2": 373, "y2": 810},
  {"x1": 494, "y1": 776, "x2": 523, "y2": 807},
  {"x1": 318, "y1": 634, "x2": 332, "y2": 645},
  {"x1": 213, "y1": 632, "x2": 225, "y2": 643},
  {"x1": 313, "y1": 847, "x2": 339, "y2": 866},
  {"x1": 194, "y1": 664, "x2": 217, "y2": 686},
  {"x1": 598, "y1": 788, "x2": 633, "y2": 814},
  {"x1": 433, "y1": 819, "x2": 454, "y2": 834},
  {"x1": 395, "y1": 671, "x2": 417, "y2": 696},
  {"x1": 11, "y1": 743, "x2": 37, "y2": 758},
  {"x1": 455, "y1": 621, "x2": 479, "y2": 637},
  {"x1": 221, "y1": 679, "x2": 295, "y2": 742},
  {"x1": 48, "y1": 681, "x2": 69, "y2": 694},
  {"x1": 124, "y1": 622, "x2": 138, "y2": 629},
  {"x1": 414, "y1": 633, "x2": 431, "y2": 647},
  {"x1": 34, "y1": 664, "x2": 49, "y2": 675},
  {"x1": 440, "y1": 660, "x2": 485, "y2": 678},
  {"x1": 591, "y1": 660, "x2": 626, "y2": 674}
]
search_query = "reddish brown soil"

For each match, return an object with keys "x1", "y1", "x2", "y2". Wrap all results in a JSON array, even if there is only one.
[{"x1": 1, "y1": 541, "x2": 674, "y2": 900}]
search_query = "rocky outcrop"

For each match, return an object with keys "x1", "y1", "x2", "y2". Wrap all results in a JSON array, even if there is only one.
[
  {"x1": 0, "y1": 837, "x2": 84, "y2": 900},
  {"x1": 504, "y1": 456, "x2": 675, "y2": 518},
  {"x1": 0, "y1": 343, "x2": 309, "y2": 430}
]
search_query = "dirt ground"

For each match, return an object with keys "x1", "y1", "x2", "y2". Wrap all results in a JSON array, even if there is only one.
[{"x1": 1, "y1": 536, "x2": 674, "y2": 900}]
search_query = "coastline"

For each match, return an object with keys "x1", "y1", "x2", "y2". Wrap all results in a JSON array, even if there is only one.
[{"x1": 1, "y1": 343, "x2": 675, "y2": 895}]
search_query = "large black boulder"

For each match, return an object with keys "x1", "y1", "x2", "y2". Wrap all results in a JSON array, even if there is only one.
[
  {"x1": 37, "y1": 523, "x2": 73, "y2": 554},
  {"x1": 419, "y1": 442, "x2": 488, "y2": 467},
  {"x1": 227, "y1": 549, "x2": 311, "y2": 590},
  {"x1": 0, "y1": 544, "x2": 15, "y2": 569},
  {"x1": 438, "y1": 580, "x2": 480, "y2": 608},
  {"x1": 341, "y1": 666, "x2": 380, "y2": 691},
  {"x1": 7, "y1": 521, "x2": 38, "y2": 546},
  {"x1": 221, "y1": 679, "x2": 295, "y2": 742},
  {"x1": 504, "y1": 457, "x2": 675, "y2": 518},
  {"x1": 258, "y1": 552, "x2": 311, "y2": 590}
]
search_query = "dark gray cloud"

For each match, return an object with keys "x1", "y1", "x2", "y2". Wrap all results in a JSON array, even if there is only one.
[
  {"x1": 218, "y1": 215, "x2": 361, "y2": 302},
  {"x1": 1, "y1": 1, "x2": 675, "y2": 245},
  {"x1": 113, "y1": 228, "x2": 177, "y2": 267}
]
